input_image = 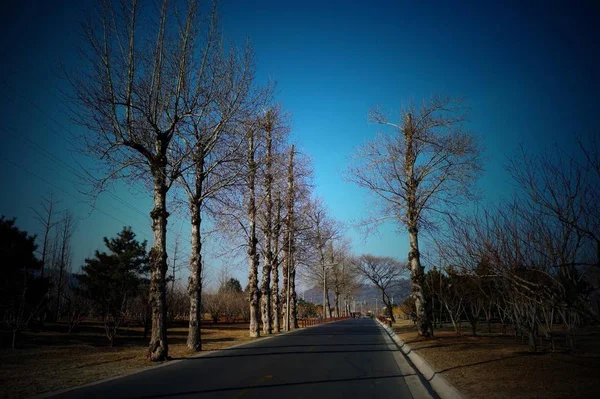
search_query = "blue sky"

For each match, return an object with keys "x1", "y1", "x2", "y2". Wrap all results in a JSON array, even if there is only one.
[{"x1": 1, "y1": 0, "x2": 598, "y2": 289}]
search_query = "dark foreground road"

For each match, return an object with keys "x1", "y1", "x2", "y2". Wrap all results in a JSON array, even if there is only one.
[{"x1": 50, "y1": 319, "x2": 433, "y2": 399}]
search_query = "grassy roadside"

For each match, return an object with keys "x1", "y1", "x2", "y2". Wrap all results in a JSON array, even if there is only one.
[
  {"x1": 391, "y1": 320, "x2": 600, "y2": 398},
  {"x1": 0, "y1": 321, "x2": 259, "y2": 399}
]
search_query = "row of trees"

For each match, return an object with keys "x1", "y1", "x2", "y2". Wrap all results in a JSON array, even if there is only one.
[
  {"x1": 1, "y1": 200, "x2": 87, "y2": 349},
  {"x1": 426, "y1": 139, "x2": 600, "y2": 350},
  {"x1": 346, "y1": 94, "x2": 598, "y2": 352},
  {"x1": 67, "y1": 0, "x2": 355, "y2": 360},
  {"x1": 11, "y1": 0, "x2": 594, "y2": 358}
]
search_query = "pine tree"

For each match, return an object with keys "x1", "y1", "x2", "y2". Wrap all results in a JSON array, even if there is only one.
[
  {"x1": 76, "y1": 227, "x2": 148, "y2": 346},
  {"x1": 1, "y1": 216, "x2": 48, "y2": 348}
]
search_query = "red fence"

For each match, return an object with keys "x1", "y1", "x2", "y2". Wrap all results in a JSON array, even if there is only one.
[{"x1": 298, "y1": 316, "x2": 350, "y2": 328}]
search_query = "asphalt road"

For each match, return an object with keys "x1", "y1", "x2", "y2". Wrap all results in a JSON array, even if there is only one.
[{"x1": 52, "y1": 318, "x2": 434, "y2": 399}]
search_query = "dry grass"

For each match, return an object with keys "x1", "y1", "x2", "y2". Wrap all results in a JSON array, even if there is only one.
[
  {"x1": 392, "y1": 320, "x2": 600, "y2": 398},
  {"x1": 0, "y1": 320, "x2": 258, "y2": 399}
]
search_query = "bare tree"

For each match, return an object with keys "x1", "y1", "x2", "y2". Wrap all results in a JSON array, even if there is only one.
[
  {"x1": 304, "y1": 198, "x2": 339, "y2": 319},
  {"x1": 259, "y1": 108, "x2": 278, "y2": 334},
  {"x1": 246, "y1": 121, "x2": 261, "y2": 337},
  {"x1": 271, "y1": 192, "x2": 283, "y2": 332},
  {"x1": 53, "y1": 211, "x2": 76, "y2": 321},
  {"x1": 168, "y1": 230, "x2": 184, "y2": 297},
  {"x1": 32, "y1": 193, "x2": 59, "y2": 279},
  {"x1": 508, "y1": 139, "x2": 600, "y2": 280},
  {"x1": 347, "y1": 95, "x2": 482, "y2": 336},
  {"x1": 69, "y1": 0, "x2": 224, "y2": 360},
  {"x1": 328, "y1": 238, "x2": 357, "y2": 317},
  {"x1": 282, "y1": 144, "x2": 296, "y2": 330},
  {"x1": 177, "y1": 25, "x2": 266, "y2": 348},
  {"x1": 353, "y1": 255, "x2": 407, "y2": 322},
  {"x1": 65, "y1": 280, "x2": 90, "y2": 333}
]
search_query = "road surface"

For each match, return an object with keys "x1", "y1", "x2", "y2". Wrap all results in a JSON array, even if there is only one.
[{"x1": 52, "y1": 318, "x2": 434, "y2": 399}]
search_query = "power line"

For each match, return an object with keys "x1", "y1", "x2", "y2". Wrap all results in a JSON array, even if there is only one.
[
  {"x1": 0, "y1": 154, "x2": 144, "y2": 234},
  {"x1": 0, "y1": 84, "x2": 192, "y2": 259},
  {"x1": 1, "y1": 79, "x2": 155, "y2": 201},
  {"x1": 1, "y1": 80, "x2": 74, "y2": 144},
  {"x1": 1, "y1": 125, "x2": 151, "y2": 227},
  {"x1": 0, "y1": 153, "x2": 191, "y2": 261}
]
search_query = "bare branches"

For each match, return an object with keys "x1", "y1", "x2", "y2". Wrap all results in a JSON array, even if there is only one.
[
  {"x1": 349, "y1": 96, "x2": 483, "y2": 231},
  {"x1": 348, "y1": 95, "x2": 482, "y2": 336},
  {"x1": 352, "y1": 255, "x2": 407, "y2": 321},
  {"x1": 434, "y1": 135, "x2": 600, "y2": 349}
]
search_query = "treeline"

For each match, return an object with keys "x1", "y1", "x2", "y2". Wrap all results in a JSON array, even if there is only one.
[
  {"x1": 0, "y1": 218, "x2": 250, "y2": 347},
  {"x1": 19, "y1": 0, "x2": 372, "y2": 361},
  {"x1": 56, "y1": 0, "x2": 309, "y2": 361},
  {"x1": 400, "y1": 139, "x2": 600, "y2": 351}
]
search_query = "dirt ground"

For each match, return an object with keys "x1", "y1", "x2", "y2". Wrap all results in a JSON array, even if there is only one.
[
  {"x1": 0, "y1": 320, "x2": 259, "y2": 399},
  {"x1": 392, "y1": 320, "x2": 600, "y2": 398}
]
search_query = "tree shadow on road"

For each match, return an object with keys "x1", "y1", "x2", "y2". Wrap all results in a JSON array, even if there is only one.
[{"x1": 128, "y1": 374, "x2": 412, "y2": 399}]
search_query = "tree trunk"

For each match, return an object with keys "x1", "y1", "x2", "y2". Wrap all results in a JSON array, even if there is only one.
[
  {"x1": 408, "y1": 225, "x2": 432, "y2": 336},
  {"x1": 324, "y1": 279, "x2": 332, "y2": 319},
  {"x1": 290, "y1": 264, "x2": 298, "y2": 329},
  {"x1": 404, "y1": 113, "x2": 433, "y2": 337},
  {"x1": 260, "y1": 125, "x2": 274, "y2": 335},
  {"x1": 334, "y1": 292, "x2": 340, "y2": 318},
  {"x1": 528, "y1": 330, "x2": 537, "y2": 352},
  {"x1": 55, "y1": 222, "x2": 70, "y2": 321},
  {"x1": 383, "y1": 294, "x2": 395, "y2": 322},
  {"x1": 148, "y1": 168, "x2": 169, "y2": 361},
  {"x1": 55, "y1": 265, "x2": 63, "y2": 320},
  {"x1": 260, "y1": 245, "x2": 272, "y2": 334},
  {"x1": 283, "y1": 146, "x2": 295, "y2": 330},
  {"x1": 187, "y1": 147, "x2": 205, "y2": 351},
  {"x1": 271, "y1": 194, "x2": 282, "y2": 333},
  {"x1": 247, "y1": 129, "x2": 260, "y2": 338},
  {"x1": 282, "y1": 252, "x2": 288, "y2": 329},
  {"x1": 143, "y1": 314, "x2": 150, "y2": 340},
  {"x1": 187, "y1": 200, "x2": 202, "y2": 351}
]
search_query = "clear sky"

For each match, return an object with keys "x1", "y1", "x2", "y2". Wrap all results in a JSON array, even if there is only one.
[{"x1": 1, "y1": 0, "x2": 598, "y2": 288}]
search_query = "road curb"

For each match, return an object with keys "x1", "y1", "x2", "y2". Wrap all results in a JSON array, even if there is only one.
[
  {"x1": 30, "y1": 321, "x2": 339, "y2": 398},
  {"x1": 375, "y1": 319, "x2": 465, "y2": 399}
]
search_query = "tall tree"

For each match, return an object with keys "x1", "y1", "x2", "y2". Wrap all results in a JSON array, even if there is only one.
[
  {"x1": 260, "y1": 110, "x2": 275, "y2": 334},
  {"x1": 53, "y1": 211, "x2": 76, "y2": 320},
  {"x1": 282, "y1": 145, "x2": 296, "y2": 330},
  {"x1": 305, "y1": 199, "x2": 338, "y2": 319},
  {"x1": 31, "y1": 193, "x2": 59, "y2": 279},
  {"x1": 347, "y1": 96, "x2": 482, "y2": 336},
  {"x1": 71, "y1": 0, "x2": 217, "y2": 360},
  {"x1": 246, "y1": 121, "x2": 261, "y2": 337},
  {"x1": 328, "y1": 238, "x2": 356, "y2": 317},
  {"x1": 271, "y1": 192, "x2": 283, "y2": 332},
  {"x1": 258, "y1": 107, "x2": 288, "y2": 334},
  {"x1": 177, "y1": 24, "x2": 265, "y2": 349}
]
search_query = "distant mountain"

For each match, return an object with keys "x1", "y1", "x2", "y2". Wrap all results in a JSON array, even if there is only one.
[{"x1": 301, "y1": 279, "x2": 411, "y2": 310}]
